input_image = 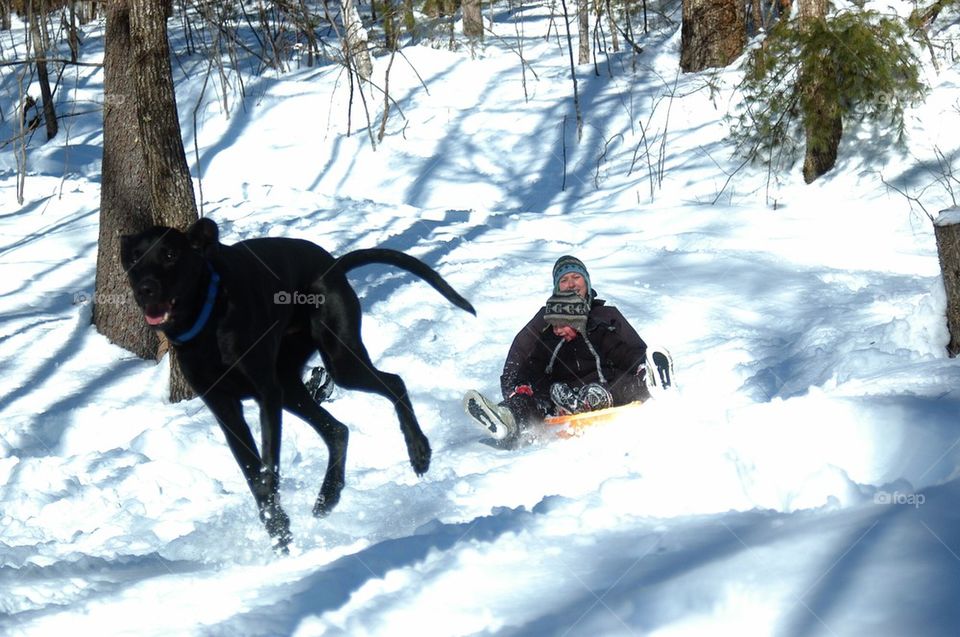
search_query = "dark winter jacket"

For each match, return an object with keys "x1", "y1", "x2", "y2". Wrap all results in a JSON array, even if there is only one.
[{"x1": 499, "y1": 293, "x2": 647, "y2": 405}]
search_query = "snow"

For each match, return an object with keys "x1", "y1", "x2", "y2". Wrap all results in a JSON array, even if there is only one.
[
  {"x1": 3, "y1": 5, "x2": 960, "y2": 636},
  {"x1": 935, "y1": 207, "x2": 960, "y2": 227}
]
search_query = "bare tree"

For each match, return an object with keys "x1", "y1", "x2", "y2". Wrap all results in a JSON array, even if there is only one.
[
  {"x1": 94, "y1": 0, "x2": 198, "y2": 401},
  {"x1": 606, "y1": 0, "x2": 619, "y2": 53},
  {"x1": 559, "y1": 0, "x2": 584, "y2": 139},
  {"x1": 28, "y1": 2, "x2": 58, "y2": 140},
  {"x1": 680, "y1": 0, "x2": 746, "y2": 72},
  {"x1": 67, "y1": 1, "x2": 80, "y2": 61},
  {"x1": 341, "y1": 0, "x2": 373, "y2": 79},
  {"x1": 578, "y1": 0, "x2": 589, "y2": 64},
  {"x1": 463, "y1": 0, "x2": 483, "y2": 38}
]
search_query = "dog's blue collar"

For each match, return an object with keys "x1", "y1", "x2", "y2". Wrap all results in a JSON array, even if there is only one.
[{"x1": 170, "y1": 266, "x2": 220, "y2": 345}]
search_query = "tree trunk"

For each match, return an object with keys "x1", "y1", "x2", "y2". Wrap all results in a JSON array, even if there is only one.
[
  {"x1": 29, "y1": 8, "x2": 58, "y2": 140},
  {"x1": 403, "y1": 0, "x2": 416, "y2": 40},
  {"x1": 606, "y1": 0, "x2": 619, "y2": 52},
  {"x1": 750, "y1": 0, "x2": 763, "y2": 33},
  {"x1": 341, "y1": 0, "x2": 373, "y2": 80},
  {"x1": 463, "y1": 0, "x2": 482, "y2": 38},
  {"x1": 129, "y1": 0, "x2": 198, "y2": 402},
  {"x1": 129, "y1": 0, "x2": 197, "y2": 228},
  {"x1": 95, "y1": 0, "x2": 198, "y2": 402},
  {"x1": 801, "y1": 97, "x2": 841, "y2": 183},
  {"x1": 1, "y1": 1, "x2": 11, "y2": 31},
  {"x1": 578, "y1": 0, "x2": 590, "y2": 64},
  {"x1": 94, "y1": 0, "x2": 157, "y2": 360},
  {"x1": 381, "y1": 0, "x2": 398, "y2": 50},
  {"x1": 799, "y1": 0, "x2": 841, "y2": 184},
  {"x1": 935, "y1": 209, "x2": 960, "y2": 357},
  {"x1": 68, "y1": 1, "x2": 80, "y2": 62},
  {"x1": 680, "y1": 0, "x2": 746, "y2": 72}
]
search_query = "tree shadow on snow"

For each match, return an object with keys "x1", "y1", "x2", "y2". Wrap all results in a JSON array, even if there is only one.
[
  {"x1": 206, "y1": 504, "x2": 536, "y2": 634},
  {"x1": 779, "y1": 478, "x2": 960, "y2": 637},
  {"x1": 0, "y1": 553, "x2": 204, "y2": 629}
]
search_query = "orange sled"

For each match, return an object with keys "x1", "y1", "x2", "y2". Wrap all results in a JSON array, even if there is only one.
[{"x1": 543, "y1": 401, "x2": 645, "y2": 438}]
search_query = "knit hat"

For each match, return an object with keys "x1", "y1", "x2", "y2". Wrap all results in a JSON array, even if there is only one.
[
  {"x1": 552, "y1": 255, "x2": 591, "y2": 295},
  {"x1": 543, "y1": 291, "x2": 590, "y2": 334},
  {"x1": 543, "y1": 290, "x2": 607, "y2": 384}
]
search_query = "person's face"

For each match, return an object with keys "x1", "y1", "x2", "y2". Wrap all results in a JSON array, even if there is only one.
[{"x1": 558, "y1": 272, "x2": 587, "y2": 299}]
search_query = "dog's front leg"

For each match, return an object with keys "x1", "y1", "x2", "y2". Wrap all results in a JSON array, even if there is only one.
[
  {"x1": 256, "y1": 388, "x2": 291, "y2": 548},
  {"x1": 202, "y1": 390, "x2": 292, "y2": 552}
]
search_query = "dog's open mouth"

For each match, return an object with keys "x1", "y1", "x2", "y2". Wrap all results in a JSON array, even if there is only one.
[{"x1": 143, "y1": 302, "x2": 173, "y2": 326}]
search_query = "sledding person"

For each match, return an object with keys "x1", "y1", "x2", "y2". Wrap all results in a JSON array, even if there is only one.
[{"x1": 463, "y1": 255, "x2": 653, "y2": 444}]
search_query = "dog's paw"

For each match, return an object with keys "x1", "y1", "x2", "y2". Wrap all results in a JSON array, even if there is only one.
[
  {"x1": 263, "y1": 507, "x2": 293, "y2": 553},
  {"x1": 409, "y1": 439, "x2": 431, "y2": 476},
  {"x1": 312, "y1": 492, "x2": 339, "y2": 518},
  {"x1": 273, "y1": 534, "x2": 292, "y2": 556}
]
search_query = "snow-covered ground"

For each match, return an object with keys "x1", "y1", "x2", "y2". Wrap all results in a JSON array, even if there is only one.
[{"x1": 3, "y1": 4, "x2": 960, "y2": 635}]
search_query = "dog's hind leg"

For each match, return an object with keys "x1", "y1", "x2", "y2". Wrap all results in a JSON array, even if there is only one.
[
  {"x1": 308, "y1": 276, "x2": 431, "y2": 475},
  {"x1": 278, "y1": 371, "x2": 349, "y2": 517},
  {"x1": 346, "y1": 364, "x2": 430, "y2": 476},
  {"x1": 318, "y1": 335, "x2": 431, "y2": 476}
]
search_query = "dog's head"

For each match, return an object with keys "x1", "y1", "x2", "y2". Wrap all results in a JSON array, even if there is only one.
[{"x1": 120, "y1": 218, "x2": 221, "y2": 332}]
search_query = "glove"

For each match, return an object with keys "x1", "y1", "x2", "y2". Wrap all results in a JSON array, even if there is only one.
[
  {"x1": 549, "y1": 382, "x2": 580, "y2": 415},
  {"x1": 510, "y1": 384, "x2": 534, "y2": 398},
  {"x1": 577, "y1": 383, "x2": 613, "y2": 411}
]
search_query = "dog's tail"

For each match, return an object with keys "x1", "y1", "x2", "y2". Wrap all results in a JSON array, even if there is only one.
[{"x1": 336, "y1": 249, "x2": 476, "y2": 315}]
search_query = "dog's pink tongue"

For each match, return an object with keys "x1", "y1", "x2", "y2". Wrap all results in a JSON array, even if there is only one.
[{"x1": 144, "y1": 304, "x2": 169, "y2": 326}]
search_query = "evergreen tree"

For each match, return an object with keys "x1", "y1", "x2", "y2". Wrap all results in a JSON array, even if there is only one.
[{"x1": 729, "y1": 10, "x2": 926, "y2": 183}]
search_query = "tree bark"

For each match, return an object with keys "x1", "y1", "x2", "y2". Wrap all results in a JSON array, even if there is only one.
[
  {"x1": 578, "y1": 0, "x2": 590, "y2": 64},
  {"x1": 129, "y1": 0, "x2": 197, "y2": 227},
  {"x1": 403, "y1": 0, "x2": 416, "y2": 40},
  {"x1": 750, "y1": 0, "x2": 763, "y2": 33},
  {"x1": 799, "y1": 0, "x2": 841, "y2": 184},
  {"x1": 935, "y1": 209, "x2": 960, "y2": 357},
  {"x1": 463, "y1": 0, "x2": 483, "y2": 38},
  {"x1": 341, "y1": 0, "x2": 373, "y2": 80},
  {"x1": 801, "y1": 96, "x2": 842, "y2": 183},
  {"x1": 29, "y1": 7, "x2": 58, "y2": 140},
  {"x1": 680, "y1": 0, "x2": 746, "y2": 72},
  {"x1": 129, "y1": 0, "x2": 198, "y2": 402},
  {"x1": 95, "y1": 0, "x2": 156, "y2": 360},
  {"x1": 68, "y1": 1, "x2": 80, "y2": 62},
  {"x1": 607, "y1": 0, "x2": 619, "y2": 52},
  {"x1": 381, "y1": 0, "x2": 398, "y2": 50}
]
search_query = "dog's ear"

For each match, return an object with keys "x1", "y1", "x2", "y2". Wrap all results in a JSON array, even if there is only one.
[{"x1": 187, "y1": 218, "x2": 220, "y2": 258}]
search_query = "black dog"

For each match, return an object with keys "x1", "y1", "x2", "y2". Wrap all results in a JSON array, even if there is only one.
[{"x1": 120, "y1": 218, "x2": 474, "y2": 551}]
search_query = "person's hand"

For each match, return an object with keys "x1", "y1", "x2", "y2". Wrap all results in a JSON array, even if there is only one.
[
  {"x1": 510, "y1": 384, "x2": 533, "y2": 398},
  {"x1": 552, "y1": 325, "x2": 578, "y2": 341}
]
